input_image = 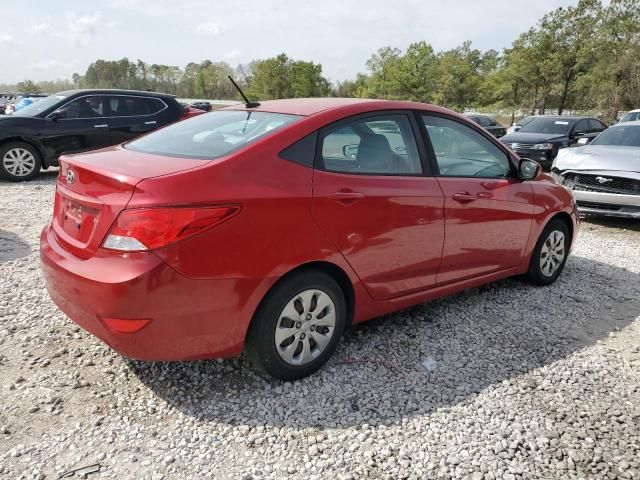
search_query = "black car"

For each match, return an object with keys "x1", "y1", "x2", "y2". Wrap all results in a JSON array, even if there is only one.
[
  {"x1": 189, "y1": 101, "x2": 213, "y2": 112},
  {"x1": 0, "y1": 89, "x2": 188, "y2": 181},
  {"x1": 500, "y1": 116, "x2": 607, "y2": 170},
  {"x1": 464, "y1": 113, "x2": 506, "y2": 138}
]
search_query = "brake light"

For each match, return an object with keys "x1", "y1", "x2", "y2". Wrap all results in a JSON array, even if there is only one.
[{"x1": 102, "y1": 206, "x2": 240, "y2": 251}]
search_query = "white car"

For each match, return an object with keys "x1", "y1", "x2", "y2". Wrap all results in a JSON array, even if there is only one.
[
  {"x1": 552, "y1": 121, "x2": 640, "y2": 218},
  {"x1": 618, "y1": 109, "x2": 640, "y2": 123}
]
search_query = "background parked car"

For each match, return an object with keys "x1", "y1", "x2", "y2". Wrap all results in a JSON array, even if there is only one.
[
  {"x1": 618, "y1": 109, "x2": 640, "y2": 123},
  {"x1": 500, "y1": 116, "x2": 607, "y2": 170},
  {"x1": 464, "y1": 113, "x2": 506, "y2": 138},
  {"x1": 506, "y1": 115, "x2": 535, "y2": 135},
  {"x1": 552, "y1": 121, "x2": 640, "y2": 218},
  {"x1": 0, "y1": 89, "x2": 197, "y2": 181},
  {"x1": 189, "y1": 101, "x2": 213, "y2": 112},
  {"x1": 0, "y1": 93, "x2": 19, "y2": 115}
]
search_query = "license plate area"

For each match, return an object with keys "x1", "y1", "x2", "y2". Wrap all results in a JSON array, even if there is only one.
[{"x1": 53, "y1": 185, "x2": 104, "y2": 248}]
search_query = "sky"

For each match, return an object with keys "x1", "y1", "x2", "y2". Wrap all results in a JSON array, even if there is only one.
[{"x1": 0, "y1": 0, "x2": 579, "y2": 85}]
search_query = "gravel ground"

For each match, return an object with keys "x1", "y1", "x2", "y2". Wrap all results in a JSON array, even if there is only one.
[{"x1": 1, "y1": 171, "x2": 639, "y2": 480}]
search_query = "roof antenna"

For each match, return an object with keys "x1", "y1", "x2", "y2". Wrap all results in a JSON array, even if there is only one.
[{"x1": 228, "y1": 75, "x2": 260, "y2": 108}]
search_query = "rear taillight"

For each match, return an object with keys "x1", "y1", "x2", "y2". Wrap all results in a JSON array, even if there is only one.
[{"x1": 102, "y1": 206, "x2": 240, "y2": 252}]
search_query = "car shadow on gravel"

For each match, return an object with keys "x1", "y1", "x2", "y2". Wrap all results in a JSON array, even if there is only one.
[
  {"x1": 126, "y1": 254, "x2": 640, "y2": 428},
  {"x1": 581, "y1": 216, "x2": 640, "y2": 232},
  {"x1": 0, "y1": 229, "x2": 31, "y2": 263}
]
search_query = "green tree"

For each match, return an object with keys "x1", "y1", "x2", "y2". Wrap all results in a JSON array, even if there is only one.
[{"x1": 16, "y1": 80, "x2": 41, "y2": 94}]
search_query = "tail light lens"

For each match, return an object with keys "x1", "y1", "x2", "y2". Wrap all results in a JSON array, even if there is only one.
[{"x1": 103, "y1": 205, "x2": 240, "y2": 252}]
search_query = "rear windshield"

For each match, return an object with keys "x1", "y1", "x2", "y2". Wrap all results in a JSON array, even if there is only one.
[
  {"x1": 591, "y1": 125, "x2": 640, "y2": 147},
  {"x1": 518, "y1": 118, "x2": 573, "y2": 134},
  {"x1": 125, "y1": 110, "x2": 301, "y2": 159}
]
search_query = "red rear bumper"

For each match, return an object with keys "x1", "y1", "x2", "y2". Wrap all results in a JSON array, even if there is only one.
[{"x1": 40, "y1": 226, "x2": 271, "y2": 360}]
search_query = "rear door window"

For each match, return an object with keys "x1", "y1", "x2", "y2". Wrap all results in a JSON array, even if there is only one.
[
  {"x1": 108, "y1": 96, "x2": 166, "y2": 117},
  {"x1": 588, "y1": 119, "x2": 605, "y2": 132},
  {"x1": 573, "y1": 119, "x2": 590, "y2": 135},
  {"x1": 319, "y1": 114, "x2": 422, "y2": 175},
  {"x1": 477, "y1": 117, "x2": 493, "y2": 127}
]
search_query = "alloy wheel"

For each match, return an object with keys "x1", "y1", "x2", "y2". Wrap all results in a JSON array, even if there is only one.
[
  {"x1": 2, "y1": 148, "x2": 36, "y2": 177},
  {"x1": 539, "y1": 230, "x2": 565, "y2": 277},
  {"x1": 275, "y1": 289, "x2": 336, "y2": 365}
]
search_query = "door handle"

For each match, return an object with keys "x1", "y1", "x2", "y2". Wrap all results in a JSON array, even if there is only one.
[
  {"x1": 328, "y1": 190, "x2": 365, "y2": 205},
  {"x1": 452, "y1": 191, "x2": 477, "y2": 203},
  {"x1": 93, "y1": 124, "x2": 108, "y2": 128},
  {"x1": 144, "y1": 121, "x2": 157, "y2": 125}
]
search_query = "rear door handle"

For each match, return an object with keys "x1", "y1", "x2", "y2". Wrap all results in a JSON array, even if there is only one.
[
  {"x1": 452, "y1": 191, "x2": 477, "y2": 203},
  {"x1": 328, "y1": 190, "x2": 365, "y2": 205},
  {"x1": 93, "y1": 124, "x2": 108, "y2": 128},
  {"x1": 144, "y1": 121, "x2": 157, "y2": 125}
]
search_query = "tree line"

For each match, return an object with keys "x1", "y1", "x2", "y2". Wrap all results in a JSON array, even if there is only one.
[{"x1": 2, "y1": 0, "x2": 638, "y2": 123}]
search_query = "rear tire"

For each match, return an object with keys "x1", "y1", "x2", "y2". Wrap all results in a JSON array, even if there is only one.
[
  {"x1": 526, "y1": 219, "x2": 570, "y2": 285},
  {"x1": 246, "y1": 271, "x2": 347, "y2": 381},
  {"x1": 0, "y1": 142, "x2": 41, "y2": 181}
]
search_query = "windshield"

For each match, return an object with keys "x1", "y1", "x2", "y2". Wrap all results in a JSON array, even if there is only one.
[
  {"x1": 12, "y1": 94, "x2": 68, "y2": 117},
  {"x1": 591, "y1": 125, "x2": 640, "y2": 147},
  {"x1": 518, "y1": 118, "x2": 573, "y2": 134},
  {"x1": 125, "y1": 110, "x2": 301, "y2": 159}
]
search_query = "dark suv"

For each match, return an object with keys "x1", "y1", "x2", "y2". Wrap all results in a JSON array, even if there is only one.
[
  {"x1": 499, "y1": 115, "x2": 607, "y2": 170},
  {"x1": 0, "y1": 89, "x2": 192, "y2": 181}
]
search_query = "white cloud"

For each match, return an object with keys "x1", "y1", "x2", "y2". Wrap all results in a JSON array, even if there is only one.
[
  {"x1": 27, "y1": 59, "x2": 75, "y2": 71},
  {"x1": 0, "y1": 33, "x2": 15, "y2": 45},
  {"x1": 32, "y1": 22, "x2": 51, "y2": 34},
  {"x1": 223, "y1": 49, "x2": 241, "y2": 62},
  {"x1": 65, "y1": 11, "x2": 100, "y2": 47},
  {"x1": 195, "y1": 20, "x2": 226, "y2": 36}
]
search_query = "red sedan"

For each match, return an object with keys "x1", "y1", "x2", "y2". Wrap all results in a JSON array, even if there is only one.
[{"x1": 40, "y1": 98, "x2": 578, "y2": 380}]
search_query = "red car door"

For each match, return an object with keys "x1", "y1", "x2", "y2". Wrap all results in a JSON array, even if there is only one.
[
  {"x1": 420, "y1": 114, "x2": 535, "y2": 284},
  {"x1": 311, "y1": 112, "x2": 445, "y2": 301}
]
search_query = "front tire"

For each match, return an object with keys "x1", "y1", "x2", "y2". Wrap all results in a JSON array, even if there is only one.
[
  {"x1": 246, "y1": 271, "x2": 347, "y2": 381},
  {"x1": 526, "y1": 219, "x2": 570, "y2": 285},
  {"x1": 0, "y1": 142, "x2": 41, "y2": 181}
]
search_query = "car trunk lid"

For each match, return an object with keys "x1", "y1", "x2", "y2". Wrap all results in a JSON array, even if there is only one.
[{"x1": 53, "y1": 147, "x2": 210, "y2": 258}]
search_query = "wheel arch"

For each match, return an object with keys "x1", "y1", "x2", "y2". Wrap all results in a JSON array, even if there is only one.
[
  {"x1": 250, "y1": 261, "x2": 356, "y2": 330},
  {"x1": 548, "y1": 211, "x2": 574, "y2": 248}
]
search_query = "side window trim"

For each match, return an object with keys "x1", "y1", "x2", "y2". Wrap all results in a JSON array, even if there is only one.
[
  {"x1": 46, "y1": 94, "x2": 168, "y2": 120},
  {"x1": 414, "y1": 111, "x2": 518, "y2": 179},
  {"x1": 314, "y1": 110, "x2": 431, "y2": 177}
]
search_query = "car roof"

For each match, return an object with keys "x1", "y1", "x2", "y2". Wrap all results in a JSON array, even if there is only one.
[
  {"x1": 528, "y1": 115, "x2": 586, "y2": 121},
  {"x1": 221, "y1": 97, "x2": 447, "y2": 117},
  {"x1": 54, "y1": 89, "x2": 177, "y2": 99}
]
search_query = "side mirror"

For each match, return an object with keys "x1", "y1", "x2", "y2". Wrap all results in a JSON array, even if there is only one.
[
  {"x1": 577, "y1": 137, "x2": 590, "y2": 145},
  {"x1": 572, "y1": 130, "x2": 585, "y2": 137},
  {"x1": 343, "y1": 144, "x2": 358, "y2": 159},
  {"x1": 518, "y1": 158, "x2": 540, "y2": 181},
  {"x1": 48, "y1": 110, "x2": 63, "y2": 121}
]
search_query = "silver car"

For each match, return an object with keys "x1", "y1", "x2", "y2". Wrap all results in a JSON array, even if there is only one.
[{"x1": 551, "y1": 121, "x2": 640, "y2": 218}]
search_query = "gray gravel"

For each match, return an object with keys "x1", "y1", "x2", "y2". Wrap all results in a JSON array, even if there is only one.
[{"x1": 1, "y1": 171, "x2": 639, "y2": 480}]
